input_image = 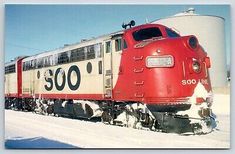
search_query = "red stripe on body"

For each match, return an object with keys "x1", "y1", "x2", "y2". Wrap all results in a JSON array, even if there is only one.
[
  {"x1": 5, "y1": 93, "x2": 18, "y2": 98},
  {"x1": 22, "y1": 93, "x2": 104, "y2": 100}
]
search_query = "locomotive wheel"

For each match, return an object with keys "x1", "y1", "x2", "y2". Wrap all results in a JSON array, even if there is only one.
[
  {"x1": 47, "y1": 105, "x2": 54, "y2": 115},
  {"x1": 101, "y1": 110, "x2": 113, "y2": 124},
  {"x1": 15, "y1": 99, "x2": 23, "y2": 110},
  {"x1": 140, "y1": 113, "x2": 154, "y2": 130},
  {"x1": 5, "y1": 98, "x2": 11, "y2": 109},
  {"x1": 85, "y1": 104, "x2": 93, "y2": 118}
]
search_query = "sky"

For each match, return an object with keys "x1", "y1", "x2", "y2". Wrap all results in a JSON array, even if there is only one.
[{"x1": 4, "y1": 5, "x2": 231, "y2": 65}]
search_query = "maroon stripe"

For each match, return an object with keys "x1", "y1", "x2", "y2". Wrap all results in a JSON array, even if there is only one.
[
  {"x1": 5, "y1": 93, "x2": 19, "y2": 98},
  {"x1": 17, "y1": 58, "x2": 23, "y2": 97},
  {"x1": 21, "y1": 93, "x2": 104, "y2": 100}
]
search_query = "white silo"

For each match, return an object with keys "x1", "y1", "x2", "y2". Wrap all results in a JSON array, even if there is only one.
[{"x1": 152, "y1": 8, "x2": 227, "y2": 88}]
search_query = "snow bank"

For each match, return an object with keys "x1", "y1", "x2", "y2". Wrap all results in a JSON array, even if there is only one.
[
  {"x1": 4, "y1": 93, "x2": 230, "y2": 149},
  {"x1": 5, "y1": 110, "x2": 230, "y2": 148},
  {"x1": 212, "y1": 94, "x2": 230, "y2": 115}
]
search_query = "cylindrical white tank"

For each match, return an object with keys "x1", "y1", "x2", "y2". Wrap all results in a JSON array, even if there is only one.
[{"x1": 152, "y1": 8, "x2": 227, "y2": 88}]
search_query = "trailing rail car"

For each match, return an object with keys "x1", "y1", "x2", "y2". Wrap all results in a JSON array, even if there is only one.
[
  {"x1": 5, "y1": 57, "x2": 24, "y2": 109},
  {"x1": 5, "y1": 22, "x2": 216, "y2": 134}
]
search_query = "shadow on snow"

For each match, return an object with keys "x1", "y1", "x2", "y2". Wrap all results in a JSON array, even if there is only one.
[{"x1": 5, "y1": 136, "x2": 79, "y2": 149}]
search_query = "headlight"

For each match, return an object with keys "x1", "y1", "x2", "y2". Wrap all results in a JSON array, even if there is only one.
[
  {"x1": 146, "y1": 55, "x2": 174, "y2": 68},
  {"x1": 192, "y1": 60, "x2": 201, "y2": 73}
]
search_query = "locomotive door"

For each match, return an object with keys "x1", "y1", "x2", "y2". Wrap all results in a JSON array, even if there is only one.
[
  {"x1": 103, "y1": 39, "x2": 113, "y2": 98},
  {"x1": 30, "y1": 60, "x2": 35, "y2": 97},
  {"x1": 31, "y1": 68, "x2": 35, "y2": 96}
]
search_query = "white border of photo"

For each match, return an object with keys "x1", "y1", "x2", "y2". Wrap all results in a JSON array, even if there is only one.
[{"x1": 0, "y1": 0, "x2": 234, "y2": 154}]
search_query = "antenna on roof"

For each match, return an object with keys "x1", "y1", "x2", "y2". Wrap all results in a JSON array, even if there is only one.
[{"x1": 145, "y1": 18, "x2": 149, "y2": 23}]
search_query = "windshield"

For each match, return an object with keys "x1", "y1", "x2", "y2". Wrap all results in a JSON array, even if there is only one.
[
  {"x1": 166, "y1": 28, "x2": 180, "y2": 38},
  {"x1": 132, "y1": 27, "x2": 162, "y2": 41}
]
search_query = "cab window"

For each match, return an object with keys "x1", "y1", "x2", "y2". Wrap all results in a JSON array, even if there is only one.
[
  {"x1": 166, "y1": 28, "x2": 180, "y2": 38},
  {"x1": 123, "y1": 39, "x2": 128, "y2": 49},
  {"x1": 132, "y1": 27, "x2": 162, "y2": 41},
  {"x1": 115, "y1": 38, "x2": 122, "y2": 51}
]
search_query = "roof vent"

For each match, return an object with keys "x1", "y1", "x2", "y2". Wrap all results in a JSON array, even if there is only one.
[{"x1": 186, "y1": 8, "x2": 195, "y2": 14}]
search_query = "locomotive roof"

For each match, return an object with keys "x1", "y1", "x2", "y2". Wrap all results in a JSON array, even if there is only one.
[
  {"x1": 14, "y1": 23, "x2": 164, "y2": 63},
  {"x1": 5, "y1": 60, "x2": 16, "y2": 66},
  {"x1": 5, "y1": 56, "x2": 26, "y2": 66},
  {"x1": 22, "y1": 30, "x2": 124, "y2": 62}
]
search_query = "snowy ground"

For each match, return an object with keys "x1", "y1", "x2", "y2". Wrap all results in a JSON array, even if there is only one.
[{"x1": 5, "y1": 94, "x2": 230, "y2": 149}]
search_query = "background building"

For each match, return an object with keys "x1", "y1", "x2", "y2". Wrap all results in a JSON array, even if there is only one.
[{"x1": 152, "y1": 8, "x2": 228, "y2": 88}]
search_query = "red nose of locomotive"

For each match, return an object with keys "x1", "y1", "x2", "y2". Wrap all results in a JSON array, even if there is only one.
[
  {"x1": 127, "y1": 25, "x2": 213, "y2": 112},
  {"x1": 114, "y1": 24, "x2": 213, "y2": 113},
  {"x1": 146, "y1": 35, "x2": 212, "y2": 110}
]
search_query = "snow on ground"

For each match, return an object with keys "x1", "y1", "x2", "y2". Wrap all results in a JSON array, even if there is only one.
[
  {"x1": 5, "y1": 94, "x2": 230, "y2": 149},
  {"x1": 212, "y1": 94, "x2": 230, "y2": 115}
]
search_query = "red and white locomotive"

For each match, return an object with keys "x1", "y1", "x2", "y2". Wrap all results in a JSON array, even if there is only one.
[{"x1": 5, "y1": 21, "x2": 216, "y2": 133}]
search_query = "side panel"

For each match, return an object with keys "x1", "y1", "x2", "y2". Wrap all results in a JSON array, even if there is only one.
[
  {"x1": 5, "y1": 64, "x2": 18, "y2": 98},
  {"x1": 22, "y1": 70, "x2": 31, "y2": 97},
  {"x1": 22, "y1": 58, "x2": 104, "y2": 100},
  {"x1": 4, "y1": 74, "x2": 9, "y2": 95},
  {"x1": 111, "y1": 39, "x2": 123, "y2": 99},
  {"x1": 9, "y1": 73, "x2": 18, "y2": 96}
]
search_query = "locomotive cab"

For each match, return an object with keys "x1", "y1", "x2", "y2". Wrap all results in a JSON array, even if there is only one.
[
  {"x1": 113, "y1": 23, "x2": 216, "y2": 133},
  {"x1": 119, "y1": 24, "x2": 213, "y2": 110}
]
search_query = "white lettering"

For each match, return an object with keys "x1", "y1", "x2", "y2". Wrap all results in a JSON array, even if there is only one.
[{"x1": 181, "y1": 79, "x2": 209, "y2": 85}]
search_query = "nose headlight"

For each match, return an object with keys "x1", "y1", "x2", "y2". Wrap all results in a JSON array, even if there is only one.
[
  {"x1": 188, "y1": 36, "x2": 198, "y2": 49},
  {"x1": 192, "y1": 60, "x2": 201, "y2": 73},
  {"x1": 146, "y1": 55, "x2": 174, "y2": 68}
]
